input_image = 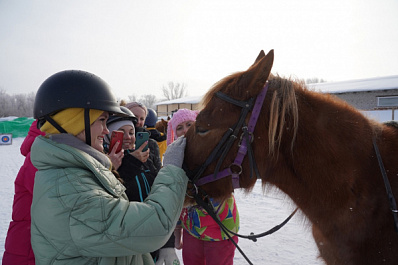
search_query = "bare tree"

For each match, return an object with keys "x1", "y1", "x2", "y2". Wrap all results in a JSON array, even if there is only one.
[
  {"x1": 0, "y1": 89, "x2": 12, "y2": 117},
  {"x1": 128, "y1": 94, "x2": 137, "y2": 102},
  {"x1": 119, "y1": 94, "x2": 138, "y2": 107},
  {"x1": 0, "y1": 90, "x2": 36, "y2": 117},
  {"x1": 139, "y1": 94, "x2": 157, "y2": 110},
  {"x1": 162, "y1": 82, "x2": 187, "y2": 100},
  {"x1": 15, "y1": 94, "x2": 28, "y2": 116},
  {"x1": 305, "y1": 78, "x2": 326, "y2": 84},
  {"x1": 26, "y1": 92, "x2": 35, "y2": 116}
]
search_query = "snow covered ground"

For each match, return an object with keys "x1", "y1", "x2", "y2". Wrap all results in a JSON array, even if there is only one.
[{"x1": 0, "y1": 137, "x2": 324, "y2": 264}]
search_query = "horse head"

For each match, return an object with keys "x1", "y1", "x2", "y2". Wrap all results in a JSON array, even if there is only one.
[
  {"x1": 155, "y1": 118, "x2": 168, "y2": 134},
  {"x1": 184, "y1": 49, "x2": 286, "y2": 203}
]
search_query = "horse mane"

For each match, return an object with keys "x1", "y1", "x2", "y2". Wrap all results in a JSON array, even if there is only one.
[
  {"x1": 385, "y1": 120, "x2": 398, "y2": 129},
  {"x1": 201, "y1": 73, "x2": 382, "y2": 159},
  {"x1": 267, "y1": 75, "x2": 299, "y2": 156}
]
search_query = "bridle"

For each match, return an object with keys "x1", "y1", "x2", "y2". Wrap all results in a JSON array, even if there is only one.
[
  {"x1": 187, "y1": 82, "x2": 269, "y2": 189},
  {"x1": 184, "y1": 81, "x2": 297, "y2": 265}
]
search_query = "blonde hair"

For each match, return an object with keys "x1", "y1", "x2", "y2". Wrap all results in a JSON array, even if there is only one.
[{"x1": 124, "y1": 102, "x2": 147, "y2": 116}]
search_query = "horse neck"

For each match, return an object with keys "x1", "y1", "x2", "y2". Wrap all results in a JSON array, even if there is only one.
[{"x1": 264, "y1": 89, "x2": 379, "y2": 226}]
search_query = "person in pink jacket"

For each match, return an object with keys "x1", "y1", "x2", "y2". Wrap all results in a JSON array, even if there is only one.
[
  {"x1": 168, "y1": 109, "x2": 240, "y2": 265},
  {"x1": 2, "y1": 120, "x2": 45, "y2": 265}
]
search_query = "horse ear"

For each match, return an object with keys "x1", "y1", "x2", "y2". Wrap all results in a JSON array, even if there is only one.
[
  {"x1": 253, "y1": 50, "x2": 266, "y2": 65},
  {"x1": 257, "y1": 49, "x2": 274, "y2": 82},
  {"x1": 239, "y1": 49, "x2": 274, "y2": 90}
]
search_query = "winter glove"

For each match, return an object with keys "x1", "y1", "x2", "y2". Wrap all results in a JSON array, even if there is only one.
[
  {"x1": 155, "y1": 248, "x2": 180, "y2": 265},
  {"x1": 174, "y1": 225, "x2": 183, "y2": 250},
  {"x1": 163, "y1": 136, "x2": 186, "y2": 168}
]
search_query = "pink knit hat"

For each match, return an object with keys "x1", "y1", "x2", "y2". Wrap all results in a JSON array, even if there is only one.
[{"x1": 167, "y1": 109, "x2": 199, "y2": 145}]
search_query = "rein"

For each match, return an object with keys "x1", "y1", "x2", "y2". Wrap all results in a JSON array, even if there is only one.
[
  {"x1": 192, "y1": 192, "x2": 297, "y2": 265},
  {"x1": 185, "y1": 81, "x2": 298, "y2": 264},
  {"x1": 373, "y1": 137, "x2": 398, "y2": 233}
]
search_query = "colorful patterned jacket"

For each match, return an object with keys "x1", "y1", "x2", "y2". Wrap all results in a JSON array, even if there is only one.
[{"x1": 180, "y1": 195, "x2": 239, "y2": 241}]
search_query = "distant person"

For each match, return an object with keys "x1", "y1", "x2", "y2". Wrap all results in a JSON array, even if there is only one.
[
  {"x1": 167, "y1": 108, "x2": 240, "y2": 265},
  {"x1": 145, "y1": 108, "x2": 167, "y2": 163},
  {"x1": 123, "y1": 101, "x2": 147, "y2": 128},
  {"x1": 2, "y1": 120, "x2": 44, "y2": 265},
  {"x1": 124, "y1": 102, "x2": 161, "y2": 170},
  {"x1": 30, "y1": 70, "x2": 188, "y2": 264}
]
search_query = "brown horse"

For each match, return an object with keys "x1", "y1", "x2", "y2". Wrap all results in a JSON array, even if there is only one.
[
  {"x1": 155, "y1": 118, "x2": 168, "y2": 134},
  {"x1": 184, "y1": 50, "x2": 398, "y2": 265}
]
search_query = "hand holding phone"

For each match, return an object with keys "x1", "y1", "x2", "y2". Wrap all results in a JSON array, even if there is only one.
[
  {"x1": 109, "y1": 130, "x2": 124, "y2": 153},
  {"x1": 135, "y1": 132, "x2": 149, "y2": 152}
]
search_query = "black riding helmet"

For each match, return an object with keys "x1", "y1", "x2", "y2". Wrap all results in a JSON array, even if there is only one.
[
  {"x1": 34, "y1": 70, "x2": 126, "y2": 145},
  {"x1": 106, "y1": 106, "x2": 138, "y2": 127},
  {"x1": 104, "y1": 106, "x2": 137, "y2": 148}
]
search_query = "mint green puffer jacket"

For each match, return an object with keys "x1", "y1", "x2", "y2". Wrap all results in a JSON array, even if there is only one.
[{"x1": 30, "y1": 135, "x2": 188, "y2": 265}]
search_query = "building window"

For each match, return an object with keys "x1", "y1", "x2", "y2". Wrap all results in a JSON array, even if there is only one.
[{"x1": 378, "y1": 96, "x2": 398, "y2": 107}]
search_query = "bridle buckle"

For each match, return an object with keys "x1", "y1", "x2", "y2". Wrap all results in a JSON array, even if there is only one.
[
  {"x1": 238, "y1": 128, "x2": 253, "y2": 147},
  {"x1": 229, "y1": 163, "x2": 243, "y2": 175},
  {"x1": 186, "y1": 182, "x2": 199, "y2": 198}
]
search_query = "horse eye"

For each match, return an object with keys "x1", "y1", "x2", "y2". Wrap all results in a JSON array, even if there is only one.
[{"x1": 196, "y1": 126, "x2": 209, "y2": 135}]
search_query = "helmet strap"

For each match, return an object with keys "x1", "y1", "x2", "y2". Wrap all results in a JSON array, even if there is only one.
[
  {"x1": 84, "y1": 108, "x2": 91, "y2": 146},
  {"x1": 44, "y1": 115, "x2": 67, "y2": 134}
]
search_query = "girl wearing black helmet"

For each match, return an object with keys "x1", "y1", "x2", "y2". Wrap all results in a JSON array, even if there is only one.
[{"x1": 30, "y1": 70, "x2": 188, "y2": 265}]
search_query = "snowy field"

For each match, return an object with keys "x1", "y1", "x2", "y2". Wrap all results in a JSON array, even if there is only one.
[{"x1": 0, "y1": 137, "x2": 324, "y2": 264}]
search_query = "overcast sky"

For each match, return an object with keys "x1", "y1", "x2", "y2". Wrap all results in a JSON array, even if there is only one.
[{"x1": 1, "y1": 0, "x2": 397, "y2": 101}]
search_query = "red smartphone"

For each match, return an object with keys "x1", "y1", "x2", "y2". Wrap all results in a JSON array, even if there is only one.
[{"x1": 109, "y1": 130, "x2": 124, "y2": 153}]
